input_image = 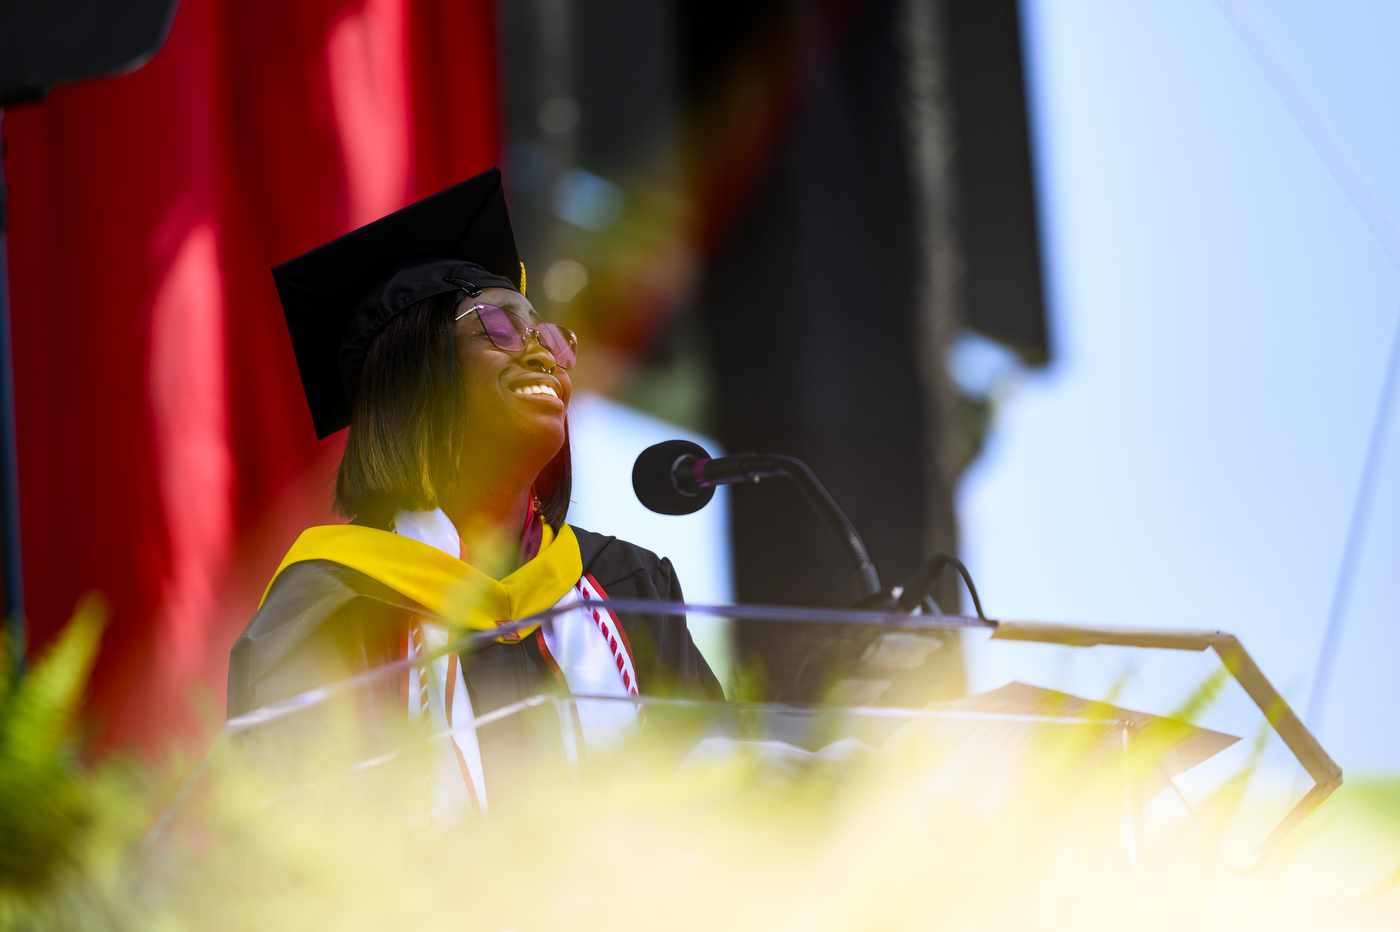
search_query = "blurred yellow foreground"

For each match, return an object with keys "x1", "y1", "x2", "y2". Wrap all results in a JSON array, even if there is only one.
[{"x1": 3, "y1": 606, "x2": 1398, "y2": 931}]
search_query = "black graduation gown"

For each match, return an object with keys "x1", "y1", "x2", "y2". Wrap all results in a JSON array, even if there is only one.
[{"x1": 227, "y1": 526, "x2": 723, "y2": 794}]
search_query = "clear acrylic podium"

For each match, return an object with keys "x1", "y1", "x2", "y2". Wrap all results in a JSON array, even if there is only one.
[{"x1": 149, "y1": 600, "x2": 1339, "y2": 873}]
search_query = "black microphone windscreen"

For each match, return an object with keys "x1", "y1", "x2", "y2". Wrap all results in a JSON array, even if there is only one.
[{"x1": 632, "y1": 440, "x2": 716, "y2": 515}]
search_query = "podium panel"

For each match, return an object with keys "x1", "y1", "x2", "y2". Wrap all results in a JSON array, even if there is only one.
[{"x1": 151, "y1": 601, "x2": 1336, "y2": 877}]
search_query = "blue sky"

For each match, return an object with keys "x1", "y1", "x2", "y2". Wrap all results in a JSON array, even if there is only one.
[{"x1": 960, "y1": 0, "x2": 1400, "y2": 777}]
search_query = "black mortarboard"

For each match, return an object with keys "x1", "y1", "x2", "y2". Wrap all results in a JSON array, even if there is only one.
[{"x1": 272, "y1": 167, "x2": 525, "y2": 439}]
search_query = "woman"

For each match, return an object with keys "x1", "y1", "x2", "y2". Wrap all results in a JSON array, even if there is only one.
[{"x1": 228, "y1": 168, "x2": 721, "y2": 810}]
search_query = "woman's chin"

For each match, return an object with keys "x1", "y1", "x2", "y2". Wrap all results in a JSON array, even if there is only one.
[{"x1": 508, "y1": 403, "x2": 567, "y2": 442}]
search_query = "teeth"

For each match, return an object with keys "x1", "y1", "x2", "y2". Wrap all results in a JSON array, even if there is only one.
[{"x1": 514, "y1": 384, "x2": 559, "y2": 399}]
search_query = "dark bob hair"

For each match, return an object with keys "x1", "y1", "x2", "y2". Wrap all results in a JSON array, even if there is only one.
[{"x1": 334, "y1": 290, "x2": 571, "y2": 529}]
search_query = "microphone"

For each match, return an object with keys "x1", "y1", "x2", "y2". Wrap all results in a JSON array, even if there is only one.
[
  {"x1": 632, "y1": 440, "x2": 882, "y2": 599},
  {"x1": 631, "y1": 439, "x2": 716, "y2": 516}
]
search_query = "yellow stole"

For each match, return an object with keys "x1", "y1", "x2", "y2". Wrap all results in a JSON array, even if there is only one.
[{"x1": 260, "y1": 522, "x2": 583, "y2": 637}]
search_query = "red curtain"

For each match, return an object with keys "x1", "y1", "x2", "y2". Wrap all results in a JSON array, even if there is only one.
[{"x1": 2, "y1": 0, "x2": 499, "y2": 753}]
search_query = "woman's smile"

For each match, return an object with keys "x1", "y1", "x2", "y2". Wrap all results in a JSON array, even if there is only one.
[{"x1": 507, "y1": 374, "x2": 565, "y2": 405}]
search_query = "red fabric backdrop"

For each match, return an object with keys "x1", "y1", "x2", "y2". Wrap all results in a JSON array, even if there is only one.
[{"x1": 2, "y1": 0, "x2": 499, "y2": 753}]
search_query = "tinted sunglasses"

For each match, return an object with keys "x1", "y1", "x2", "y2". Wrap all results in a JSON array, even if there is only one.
[{"x1": 456, "y1": 302, "x2": 578, "y2": 370}]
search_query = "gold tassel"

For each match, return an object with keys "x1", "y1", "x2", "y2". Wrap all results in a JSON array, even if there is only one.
[{"x1": 519, "y1": 262, "x2": 527, "y2": 297}]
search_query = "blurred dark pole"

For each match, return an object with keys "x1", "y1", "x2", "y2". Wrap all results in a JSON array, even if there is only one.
[
  {"x1": 0, "y1": 113, "x2": 24, "y2": 668},
  {"x1": 903, "y1": 0, "x2": 964, "y2": 615}
]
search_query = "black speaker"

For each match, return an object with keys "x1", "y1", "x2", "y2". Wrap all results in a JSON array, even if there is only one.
[{"x1": 0, "y1": 0, "x2": 182, "y2": 105}]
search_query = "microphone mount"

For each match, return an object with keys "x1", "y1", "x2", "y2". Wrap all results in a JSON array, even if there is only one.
[{"x1": 857, "y1": 552, "x2": 990, "y2": 619}]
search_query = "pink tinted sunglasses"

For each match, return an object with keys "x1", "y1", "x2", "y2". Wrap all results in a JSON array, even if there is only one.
[{"x1": 456, "y1": 302, "x2": 578, "y2": 370}]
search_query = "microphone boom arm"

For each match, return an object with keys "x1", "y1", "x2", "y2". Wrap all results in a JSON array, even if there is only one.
[{"x1": 676, "y1": 453, "x2": 882, "y2": 599}]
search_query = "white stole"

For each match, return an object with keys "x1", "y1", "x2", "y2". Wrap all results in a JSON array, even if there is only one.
[{"x1": 395, "y1": 508, "x2": 638, "y2": 818}]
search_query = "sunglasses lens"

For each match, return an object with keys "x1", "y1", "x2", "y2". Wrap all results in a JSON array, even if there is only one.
[
  {"x1": 537, "y1": 324, "x2": 578, "y2": 370},
  {"x1": 474, "y1": 304, "x2": 525, "y2": 352},
  {"x1": 472, "y1": 304, "x2": 577, "y2": 369}
]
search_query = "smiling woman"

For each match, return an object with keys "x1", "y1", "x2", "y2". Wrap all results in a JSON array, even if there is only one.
[{"x1": 228, "y1": 169, "x2": 720, "y2": 812}]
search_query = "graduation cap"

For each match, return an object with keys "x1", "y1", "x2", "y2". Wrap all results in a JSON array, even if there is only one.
[{"x1": 272, "y1": 167, "x2": 526, "y2": 439}]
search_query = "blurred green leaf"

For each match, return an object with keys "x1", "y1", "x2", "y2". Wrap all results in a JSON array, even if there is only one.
[{"x1": 0, "y1": 596, "x2": 106, "y2": 895}]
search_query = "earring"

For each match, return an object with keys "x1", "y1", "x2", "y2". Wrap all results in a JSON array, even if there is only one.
[{"x1": 530, "y1": 485, "x2": 544, "y2": 514}]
